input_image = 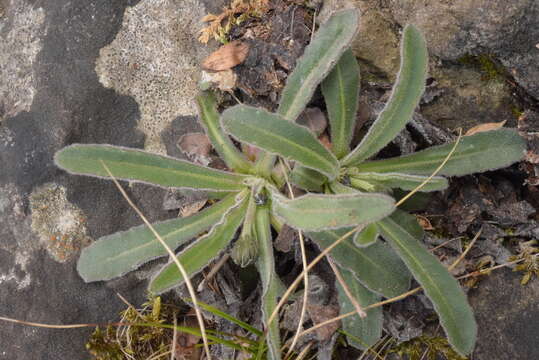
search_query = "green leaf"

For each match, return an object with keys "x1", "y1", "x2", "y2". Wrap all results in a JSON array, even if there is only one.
[
  {"x1": 221, "y1": 105, "x2": 340, "y2": 180},
  {"x1": 278, "y1": 9, "x2": 360, "y2": 121},
  {"x1": 254, "y1": 204, "x2": 282, "y2": 360},
  {"x1": 290, "y1": 165, "x2": 326, "y2": 192},
  {"x1": 337, "y1": 267, "x2": 382, "y2": 349},
  {"x1": 271, "y1": 192, "x2": 395, "y2": 231},
  {"x1": 349, "y1": 172, "x2": 449, "y2": 192},
  {"x1": 307, "y1": 229, "x2": 411, "y2": 298},
  {"x1": 148, "y1": 192, "x2": 249, "y2": 294},
  {"x1": 196, "y1": 91, "x2": 253, "y2": 173},
  {"x1": 353, "y1": 223, "x2": 379, "y2": 247},
  {"x1": 388, "y1": 209, "x2": 424, "y2": 240},
  {"x1": 77, "y1": 193, "x2": 239, "y2": 282},
  {"x1": 184, "y1": 298, "x2": 262, "y2": 336},
  {"x1": 377, "y1": 217, "x2": 477, "y2": 355},
  {"x1": 343, "y1": 25, "x2": 428, "y2": 166},
  {"x1": 322, "y1": 49, "x2": 360, "y2": 158},
  {"x1": 55, "y1": 144, "x2": 246, "y2": 192},
  {"x1": 354, "y1": 129, "x2": 526, "y2": 176}
]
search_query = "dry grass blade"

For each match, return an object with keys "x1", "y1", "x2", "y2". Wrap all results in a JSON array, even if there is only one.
[
  {"x1": 281, "y1": 159, "x2": 310, "y2": 358},
  {"x1": 396, "y1": 129, "x2": 462, "y2": 207},
  {"x1": 448, "y1": 228, "x2": 481, "y2": 272},
  {"x1": 298, "y1": 232, "x2": 523, "y2": 340},
  {"x1": 99, "y1": 161, "x2": 212, "y2": 360},
  {"x1": 327, "y1": 257, "x2": 367, "y2": 318},
  {"x1": 265, "y1": 225, "x2": 362, "y2": 332}
]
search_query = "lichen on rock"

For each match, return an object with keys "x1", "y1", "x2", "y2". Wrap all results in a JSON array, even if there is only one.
[
  {"x1": 0, "y1": 0, "x2": 47, "y2": 120},
  {"x1": 95, "y1": 0, "x2": 215, "y2": 154},
  {"x1": 29, "y1": 183, "x2": 92, "y2": 263}
]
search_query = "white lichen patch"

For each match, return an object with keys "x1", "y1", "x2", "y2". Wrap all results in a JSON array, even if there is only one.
[
  {"x1": 0, "y1": 184, "x2": 36, "y2": 289},
  {"x1": 29, "y1": 183, "x2": 92, "y2": 263},
  {"x1": 0, "y1": 0, "x2": 47, "y2": 120},
  {"x1": 0, "y1": 251, "x2": 31, "y2": 290},
  {"x1": 95, "y1": 0, "x2": 212, "y2": 154}
]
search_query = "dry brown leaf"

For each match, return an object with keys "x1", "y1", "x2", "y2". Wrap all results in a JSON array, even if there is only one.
[
  {"x1": 174, "y1": 314, "x2": 202, "y2": 360},
  {"x1": 180, "y1": 199, "x2": 207, "y2": 218},
  {"x1": 415, "y1": 214, "x2": 434, "y2": 230},
  {"x1": 177, "y1": 133, "x2": 212, "y2": 165},
  {"x1": 465, "y1": 120, "x2": 506, "y2": 136},
  {"x1": 208, "y1": 69, "x2": 237, "y2": 91},
  {"x1": 318, "y1": 134, "x2": 332, "y2": 151},
  {"x1": 202, "y1": 40, "x2": 249, "y2": 71},
  {"x1": 298, "y1": 107, "x2": 328, "y2": 136}
]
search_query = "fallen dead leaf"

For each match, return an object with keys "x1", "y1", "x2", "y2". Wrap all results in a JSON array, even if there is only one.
[
  {"x1": 174, "y1": 314, "x2": 202, "y2": 360},
  {"x1": 298, "y1": 107, "x2": 328, "y2": 136},
  {"x1": 201, "y1": 69, "x2": 237, "y2": 91},
  {"x1": 465, "y1": 120, "x2": 506, "y2": 136},
  {"x1": 319, "y1": 134, "x2": 332, "y2": 151},
  {"x1": 177, "y1": 132, "x2": 212, "y2": 166},
  {"x1": 180, "y1": 199, "x2": 207, "y2": 218},
  {"x1": 415, "y1": 214, "x2": 434, "y2": 230},
  {"x1": 202, "y1": 40, "x2": 249, "y2": 71}
]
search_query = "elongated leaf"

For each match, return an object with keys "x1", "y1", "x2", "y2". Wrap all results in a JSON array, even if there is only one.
[
  {"x1": 271, "y1": 192, "x2": 395, "y2": 231},
  {"x1": 388, "y1": 209, "x2": 424, "y2": 240},
  {"x1": 184, "y1": 298, "x2": 262, "y2": 336},
  {"x1": 196, "y1": 91, "x2": 253, "y2": 173},
  {"x1": 378, "y1": 217, "x2": 477, "y2": 355},
  {"x1": 149, "y1": 192, "x2": 249, "y2": 294},
  {"x1": 255, "y1": 204, "x2": 282, "y2": 360},
  {"x1": 322, "y1": 49, "x2": 360, "y2": 158},
  {"x1": 354, "y1": 128, "x2": 526, "y2": 176},
  {"x1": 221, "y1": 105, "x2": 340, "y2": 180},
  {"x1": 337, "y1": 267, "x2": 382, "y2": 349},
  {"x1": 307, "y1": 230, "x2": 411, "y2": 298},
  {"x1": 353, "y1": 223, "x2": 379, "y2": 247},
  {"x1": 343, "y1": 25, "x2": 428, "y2": 166},
  {"x1": 55, "y1": 144, "x2": 246, "y2": 191},
  {"x1": 278, "y1": 9, "x2": 360, "y2": 121},
  {"x1": 290, "y1": 165, "x2": 327, "y2": 192},
  {"x1": 350, "y1": 172, "x2": 449, "y2": 192},
  {"x1": 78, "y1": 193, "x2": 239, "y2": 282}
]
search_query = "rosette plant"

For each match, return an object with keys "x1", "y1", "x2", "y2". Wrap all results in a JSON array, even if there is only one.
[{"x1": 55, "y1": 9, "x2": 525, "y2": 359}]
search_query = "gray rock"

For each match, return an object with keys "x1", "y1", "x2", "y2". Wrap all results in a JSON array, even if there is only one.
[
  {"x1": 469, "y1": 269, "x2": 539, "y2": 359},
  {"x1": 388, "y1": 0, "x2": 539, "y2": 99},
  {"x1": 0, "y1": 0, "x2": 221, "y2": 358}
]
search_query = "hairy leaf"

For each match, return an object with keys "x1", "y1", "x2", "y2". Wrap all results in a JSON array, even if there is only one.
[
  {"x1": 77, "y1": 193, "x2": 239, "y2": 282},
  {"x1": 290, "y1": 165, "x2": 327, "y2": 192},
  {"x1": 343, "y1": 25, "x2": 428, "y2": 166},
  {"x1": 388, "y1": 209, "x2": 424, "y2": 240},
  {"x1": 55, "y1": 144, "x2": 246, "y2": 192},
  {"x1": 222, "y1": 105, "x2": 340, "y2": 180},
  {"x1": 354, "y1": 129, "x2": 526, "y2": 176},
  {"x1": 378, "y1": 217, "x2": 477, "y2": 355},
  {"x1": 196, "y1": 91, "x2": 252, "y2": 173},
  {"x1": 322, "y1": 49, "x2": 360, "y2": 158},
  {"x1": 337, "y1": 267, "x2": 382, "y2": 349},
  {"x1": 350, "y1": 172, "x2": 449, "y2": 192},
  {"x1": 307, "y1": 230, "x2": 411, "y2": 298},
  {"x1": 255, "y1": 204, "x2": 282, "y2": 360},
  {"x1": 353, "y1": 223, "x2": 379, "y2": 247},
  {"x1": 271, "y1": 192, "x2": 395, "y2": 231},
  {"x1": 148, "y1": 192, "x2": 249, "y2": 294},
  {"x1": 278, "y1": 9, "x2": 360, "y2": 121}
]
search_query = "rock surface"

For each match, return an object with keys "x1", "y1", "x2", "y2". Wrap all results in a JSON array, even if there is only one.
[
  {"x1": 469, "y1": 269, "x2": 539, "y2": 360},
  {"x1": 0, "y1": 0, "x2": 222, "y2": 359}
]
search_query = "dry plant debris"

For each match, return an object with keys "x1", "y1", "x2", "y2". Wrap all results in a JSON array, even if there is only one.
[
  {"x1": 198, "y1": 0, "x2": 270, "y2": 44},
  {"x1": 202, "y1": 40, "x2": 250, "y2": 71}
]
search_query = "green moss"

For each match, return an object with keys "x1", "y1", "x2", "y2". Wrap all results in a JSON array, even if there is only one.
[
  {"x1": 458, "y1": 54, "x2": 506, "y2": 81},
  {"x1": 387, "y1": 335, "x2": 469, "y2": 360}
]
